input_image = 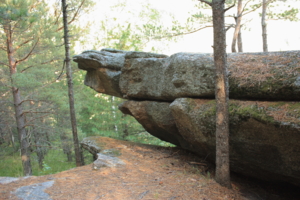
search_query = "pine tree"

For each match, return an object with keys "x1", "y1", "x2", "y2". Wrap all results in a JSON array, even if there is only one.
[
  {"x1": 61, "y1": 0, "x2": 83, "y2": 166},
  {"x1": 0, "y1": 0, "x2": 61, "y2": 176},
  {"x1": 199, "y1": 0, "x2": 233, "y2": 188}
]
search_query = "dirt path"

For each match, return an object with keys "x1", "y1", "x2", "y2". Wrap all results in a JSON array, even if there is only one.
[{"x1": 0, "y1": 137, "x2": 299, "y2": 200}]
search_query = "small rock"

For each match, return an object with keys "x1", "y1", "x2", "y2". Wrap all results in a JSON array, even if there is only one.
[{"x1": 93, "y1": 153, "x2": 125, "y2": 170}]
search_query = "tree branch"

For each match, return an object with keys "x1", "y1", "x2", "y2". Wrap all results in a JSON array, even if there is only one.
[
  {"x1": 19, "y1": 99, "x2": 53, "y2": 105},
  {"x1": 22, "y1": 111, "x2": 54, "y2": 116},
  {"x1": 57, "y1": 59, "x2": 66, "y2": 80},
  {"x1": 225, "y1": 24, "x2": 235, "y2": 31},
  {"x1": 240, "y1": 0, "x2": 252, "y2": 16},
  {"x1": 16, "y1": 38, "x2": 40, "y2": 64},
  {"x1": 24, "y1": 113, "x2": 53, "y2": 125},
  {"x1": 1, "y1": 89, "x2": 12, "y2": 97},
  {"x1": 56, "y1": 0, "x2": 86, "y2": 31},
  {"x1": 153, "y1": 25, "x2": 213, "y2": 40},
  {"x1": 21, "y1": 59, "x2": 57, "y2": 73},
  {"x1": 0, "y1": 45, "x2": 7, "y2": 51},
  {"x1": 225, "y1": 0, "x2": 236, "y2": 13},
  {"x1": 0, "y1": 61, "x2": 9, "y2": 67},
  {"x1": 15, "y1": 38, "x2": 34, "y2": 51},
  {"x1": 198, "y1": 0, "x2": 212, "y2": 6},
  {"x1": 242, "y1": 3, "x2": 262, "y2": 17}
]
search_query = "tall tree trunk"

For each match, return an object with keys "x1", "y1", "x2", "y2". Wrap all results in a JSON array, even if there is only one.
[
  {"x1": 0, "y1": 119, "x2": 4, "y2": 145},
  {"x1": 30, "y1": 103, "x2": 47, "y2": 169},
  {"x1": 211, "y1": 0, "x2": 231, "y2": 188},
  {"x1": 237, "y1": 28, "x2": 243, "y2": 52},
  {"x1": 231, "y1": 0, "x2": 243, "y2": 52},
  {"x1": 262, "y1": 0, "x2": 268, "y2": 52},
  {"x1": 13, "y1": 88, "x2": 32, "y2": 176},
  {"x1": 61, "y1": 0, "x2": 83, "y2": 166},
  {"x1": 31, "y1": 127, "x2": 45, "y2": 169},
  {"x1": 5, "y1": 24, "x2": 32, "y2": 176}
]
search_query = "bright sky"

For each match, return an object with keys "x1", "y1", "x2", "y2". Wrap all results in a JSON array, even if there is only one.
[
  {"x1": 81, "y1": 0, "x2": 300, "y2": 55},
  {"x1": 149, "y1": 0, "x2": 300, "y2": 54}
]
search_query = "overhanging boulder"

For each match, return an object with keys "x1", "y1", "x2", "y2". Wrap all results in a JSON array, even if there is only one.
[
  {"x1": 74, "y1": 49, "x2": 300, "y2": 101},
  {"x1": 73, "y1": 48, "x2": 168, "y2": 98},
  {"x1": 75, "y1": 49, "x2": 300, "y2": 186},
  {"x1": 119, "y1": 98, "x2": 300, "y2": 186},
  {"x1": 118, "y1": 100, "x2": 191, "y2": 149}
]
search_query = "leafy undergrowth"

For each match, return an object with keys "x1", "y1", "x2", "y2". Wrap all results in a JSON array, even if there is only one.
[
  {"x1": 1, "y1": 137, "x2": 300, "y2": 200},
  {"x1": 0, "y1": 148, "x2": 94, "y2": 177}
]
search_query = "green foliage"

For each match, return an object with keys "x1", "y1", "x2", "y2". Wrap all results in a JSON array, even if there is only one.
[
  {"x1": 0, "y1": 0, "x2": 39, "y2": 24},
  {"x1": 0, "y1": 153, "x2": 24, "y2": 177},
  {"x1": 266, "y1": 2, "x2": 299, "y2": 21},
  {"x1": 194, "y1": 0, "x2": 299, "y2": 36},
  {"x1": 0, "y1": 0, "x2": 180, "y2": 177},
  {"x1": 89, "y1": 0, "x2": 188, "y2": 52},
  {"x1": 0, "y1": 148, "x2": 93, "y2": 177},
  {"x1": 74, "y1": 81, "x2": 146, "y2": 141},
  {"x1": 32, "y1": 149, "x2": 75, "y2": 176}
]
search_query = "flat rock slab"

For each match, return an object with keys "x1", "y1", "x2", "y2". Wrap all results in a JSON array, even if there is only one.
[
  {"x1": 80, "y1": 137, "x2": 103, "y2": 156},
  {"x1": 93, "y1": 153, "x2": 125, "y2": 169},
  {"x1": 0, "y1": 177, "x2": 21, "y2": 184},
  {"x1": 74, "y1": 49, "x2": 300, "y2": 101},
  {"x1": 0, "y1": 176, "x2": 31, "y2": 185},
  {"x1": 13, "y1": 181, "x2": 54, "y2": 200}
]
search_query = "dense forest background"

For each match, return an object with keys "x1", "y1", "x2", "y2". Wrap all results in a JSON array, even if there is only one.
[{"x1": 0, "y1": 0, "x2": 299, "y2": 177}]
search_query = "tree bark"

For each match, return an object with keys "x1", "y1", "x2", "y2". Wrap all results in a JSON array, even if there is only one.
[
  {"x1": 262, "y1": 0, "x2": 268, "y2": 52},
  {"x1": 4, "y1": 24, "x2": 32, "y2": 176},
  {"x1": 32, "y1": 128, "x2": 45, "y2": 169},
  {"x1": 211, "y1": 0, "x2": 231, "y2": 188},
  {"x1": 231, "y1": 0, "x2": 243, "y2": 53},
  {"x1": 237, "y1": 28, "x2": 243, "y2": 52},
  {"x1": 61, "y1": 0, "x2": 83, "y2": 166},
  {"x1": 60, "y1": 131, "x2": 73, "y2": 162}
]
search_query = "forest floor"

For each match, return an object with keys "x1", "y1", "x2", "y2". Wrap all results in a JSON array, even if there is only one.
[{"x1": 0, "y1": 137, "x2": 299, "y2": 200}]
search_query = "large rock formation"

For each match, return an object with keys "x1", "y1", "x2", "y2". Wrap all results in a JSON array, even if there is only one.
[
  {"x1": 74, "y1": 49, "x2": 168, "y2": 98},
  {"x1": 120, "y1": 99, "x2": 300, "y2": 186},
  {"x1": 74, "y1": 49, "x2": 300, "y2": 101},
  {"x1": 74, "y1": 49, "x2": 300, "y2": 186}
]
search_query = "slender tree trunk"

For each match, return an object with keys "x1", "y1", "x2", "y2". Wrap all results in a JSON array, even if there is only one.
[
  {"x1": 262, "y1": 0, "x2": 268, "y2": 52},
  {"x1": 211, "y1": 0, "x2": 231, "y2": 188},
  {"x1": 60, "y1": 131, "x2": 73, "y2": 162},
  {"x1": 237, "y1": 28, "x2": 243, "y2": 52},
  {"x1": 110, "y1": 96, "x2": 119, "y2": 135},
  {"x1": 30, "y1": 103, "x2": 47, "y2": 169},
  {"x1": 0, "y1": 118, "x2": 4, "y2": 145},
  {"x1": 45, "y1": 131, "x2": 51, "y2": 147},
  {"x1": 31, "y1": 127, "x2": 45, "y2": 169},
  {"x1": 231, "y1": 0, "x2": 243, "y2": 52},
  {"x1": 4, "y1": 24, "x2": 32, "y2": 176},
  {"x1": 61, "y1": 0, "x2": 83, "y2": 166}
]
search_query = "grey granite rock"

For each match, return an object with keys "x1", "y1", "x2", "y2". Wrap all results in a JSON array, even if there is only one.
[
  {"x1": 13, "y1": 181, "x2": 54, "y2": 200},
  {"x1": 93, "y1": 153, "x2": 125, "y2": 169}
]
